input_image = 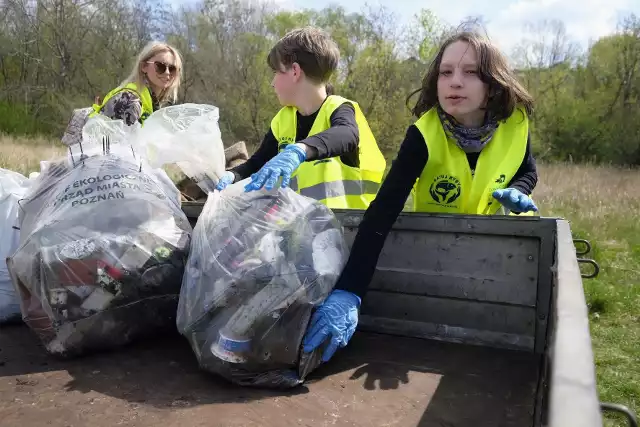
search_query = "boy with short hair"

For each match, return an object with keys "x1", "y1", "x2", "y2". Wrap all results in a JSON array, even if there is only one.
[{"x1": 216, "y1": 26, "x2": 386, "y2": 210}]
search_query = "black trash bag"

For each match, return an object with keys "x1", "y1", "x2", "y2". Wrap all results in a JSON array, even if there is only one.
[
  {"x1": 177, "y1": 183, "x2": 348, "y2": 389},
  {"x1": 7, "y1": 120, "x2": 192, "y2": 357}
]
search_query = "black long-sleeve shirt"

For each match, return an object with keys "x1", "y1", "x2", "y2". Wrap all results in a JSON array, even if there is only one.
[
  {"x1": 231, "y1": 101, "x2": 360, "y2": 182},
  {"x1": 334, "y1": 124, "x2": 538, "y2": 299}
]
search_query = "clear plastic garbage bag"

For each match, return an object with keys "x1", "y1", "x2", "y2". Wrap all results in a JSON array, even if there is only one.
[
  {"x1": 133, "y1": 103, "x2": 226, "y2": 194},
  {"x1": 7, "y1": 117, "x2": 192, "y2": 357},
  {"x1": 176, "y1": 182, "x2": 349, "y2": 389},
  {"x1": 0, "y1": 169, "x2": 35, "y2": 323}
]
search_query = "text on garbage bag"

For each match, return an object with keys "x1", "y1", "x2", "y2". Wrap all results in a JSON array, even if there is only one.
[{"x1": 50, "y1": 173, "x2": 167, "y2": 208}]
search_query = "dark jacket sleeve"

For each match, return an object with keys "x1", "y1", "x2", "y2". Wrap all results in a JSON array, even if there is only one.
[
  {"x1": 334, "y1": 125, "x2": 428, "y2": 299},
  {"x1": 508, "y1": 133, "x2": 538, "y2": 195},
  {"x1": 230, "y1": 129, "x2": 278, "y2": 182},
  {"x1": 300, "y1": 103, "x2": 359, "y2": 161}
]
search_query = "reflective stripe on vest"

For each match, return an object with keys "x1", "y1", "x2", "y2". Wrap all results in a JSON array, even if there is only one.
[
  {"x1": 290, "y1": 177, "x2": 381, "y2": 200},
  {"x1": 412, "y1": 106, "x2": 530, "y2": 215},
  {"x1": 89, "y1": 83, "x2": 154, "y2": 124},
  {"x1": 270, "y1": 95, "x2": 386, "y2": 209}
]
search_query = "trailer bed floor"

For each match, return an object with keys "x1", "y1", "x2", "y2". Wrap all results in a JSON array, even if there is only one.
[{"x1": 0, "y1": 324, "x2": 538, "y2": 427}]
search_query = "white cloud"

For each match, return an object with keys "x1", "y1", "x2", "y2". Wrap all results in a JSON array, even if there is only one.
[{"x1": 485, "y1": 0, "x2": 635, "y2": 55}]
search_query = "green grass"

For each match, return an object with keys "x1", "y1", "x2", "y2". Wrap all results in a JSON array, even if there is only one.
[{"x1": 537, "y1": 163, "x2": 640, "y2": 426}]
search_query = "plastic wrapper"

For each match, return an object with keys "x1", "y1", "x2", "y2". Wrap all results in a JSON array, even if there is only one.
[
  {"x1": 7, "y1": 116, "x2": 192, "y2": 357},
  {"x1": 61, "y1": 107, "x2": 93, "y2": 146},
  {"x1": 133, "y1": 103, "x2": 226, "y2": 193},
  {"x1": 177, "y1": 182, "x2": 348, "y2": 389},
  {"x1": 0, "y1": 169, "x2": 35, "y2": 323}
]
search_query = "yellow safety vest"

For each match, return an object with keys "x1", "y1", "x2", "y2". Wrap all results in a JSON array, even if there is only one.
[
  {"x1": 413, "y1": 106, "x2": 535, "y2": 215},
  {"x1": 89, "y1": 83, "x2": 154, "y2": 124},
  {"x1": 271, "y1": 95, "x2": 386, "y2": 209}
]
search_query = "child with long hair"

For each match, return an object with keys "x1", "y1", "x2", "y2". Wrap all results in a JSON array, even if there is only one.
[{"x1": 302, "y1": 30, "x2": 539, "y2": 362}]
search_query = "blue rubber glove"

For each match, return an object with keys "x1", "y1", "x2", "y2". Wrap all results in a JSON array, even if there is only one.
[
  {"x1": 302, "y1": 289, "x2": 361, "y2": 362},
  {"x1": 492, "y1": 188, "x2": 538, "y2": 213},
  {"x1": 244, "y1": 144, "x2": 306, "y2": 192},
  {"x1": 215, "y1": 171, "x2": 235, "y2": 191}
]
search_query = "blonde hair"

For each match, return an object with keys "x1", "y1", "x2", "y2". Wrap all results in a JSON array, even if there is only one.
[{"x1": 121, "y1": 41, "x2": 183, "y2": 105}]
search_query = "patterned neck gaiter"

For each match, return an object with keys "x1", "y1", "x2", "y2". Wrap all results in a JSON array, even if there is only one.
[{"x1": 437, "y1": 105, "x2": 498, "y2": 154}]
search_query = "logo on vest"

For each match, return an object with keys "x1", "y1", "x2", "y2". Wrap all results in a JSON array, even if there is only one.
[
  {"x1": 488, "y1": 174, "x2": 508, "y2": 207},
  {"x1": 429, "y1": 174, "x2": 461, "y2": 206}
]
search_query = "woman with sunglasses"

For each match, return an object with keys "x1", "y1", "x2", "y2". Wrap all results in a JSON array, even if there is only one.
[{"x1": 90, "y1": 41, "x2": 183, "y2": 126}]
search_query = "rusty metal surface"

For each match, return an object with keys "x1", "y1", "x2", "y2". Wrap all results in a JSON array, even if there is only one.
[{"x1": 0, "y1": 324, "x2": 538, "y2": 427}]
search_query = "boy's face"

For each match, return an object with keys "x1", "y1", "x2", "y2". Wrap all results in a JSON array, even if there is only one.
[
  {"x1": 271, "y1": 63, "x2": 301, "y2": 106},
  {"x1": 437, "y1": 41, "x2": 488, "y2": 127}
]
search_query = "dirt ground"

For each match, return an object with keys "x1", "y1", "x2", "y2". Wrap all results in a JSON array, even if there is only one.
[{"x1": 0, "y1": 324, "x2": 539, "y2": 427}]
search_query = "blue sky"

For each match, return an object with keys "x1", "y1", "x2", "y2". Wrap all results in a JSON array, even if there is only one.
[{"x1": 172, "y1": 0, "x2": 639, "y2": 57}]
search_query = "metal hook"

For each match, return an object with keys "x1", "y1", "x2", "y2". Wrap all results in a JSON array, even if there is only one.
[
  {"x1": 573, "y1": 238, "x2": 592, "y2": 256},
  {"x1": 68, "y1": 145, "x2": 76, "y2": 168},
  {"x1": 600, "y1": 402, "x2": 638, "y2": 427},
  {"x1": 102, "y1": 135, "x2": 111, "y2": 155},
  {"x1": 17, "y1": 198, "x2": 27, "y2": 213},
  {"x1": 578, "y1": 258, "x2": 600, "y2": 279}
]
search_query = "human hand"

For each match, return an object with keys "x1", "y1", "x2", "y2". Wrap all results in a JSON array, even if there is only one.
[
  {"x1": 302, "y1": 290, "x2": 361, "y2": 362},
  {"x1": 492, "y1": 188, "x2": 538, "y2": 213},
  {"x1": 215, "y1": 171, "x2": 235, "y2": 191},
  {"x1": 244, "y1": 144, "x2": 306, "y2": 192}
]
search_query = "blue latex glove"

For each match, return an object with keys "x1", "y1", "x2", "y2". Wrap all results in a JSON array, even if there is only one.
[
  {"x1": 492, "y1": 188, "x2": 538, "y2": 213},
  {"x1": 215, "y1": 171, "x2": 235, "y2": 191},
  {"x1": 244, "y1": 144, "x2": 306, "y2": 192},
  {"x1": 302, "y1": 290, "x2": 361, "y2": 362}
]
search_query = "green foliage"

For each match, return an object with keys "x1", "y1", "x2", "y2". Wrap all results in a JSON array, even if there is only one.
[
  {"x1": 0, "y1": 1, "x2": 639, "y2": 166},
  {"x1": 0, "y1": 101, "x2": 53, "y2": 135},
  {"x1": 520, "y1": 17, "x2": 640, "y2": 165}
]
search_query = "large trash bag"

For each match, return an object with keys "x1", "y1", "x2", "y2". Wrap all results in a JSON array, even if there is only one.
[
  {"x1": 133, "y1": 103, "x2": 226, "y2": 194},
  {"x1": 177, "y1": 182, "x2": 349, "y2": 389},
  {"x1": 7, "y1": 116, "x2": 192, "y2": 357},
  {"x1": 0, "y1": 169, "x2": 34, "y2": 323}
]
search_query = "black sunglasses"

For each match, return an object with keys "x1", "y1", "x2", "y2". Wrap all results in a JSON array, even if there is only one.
[{"x1": 146, "y1": 61, "x2": 177, "y2": 76}]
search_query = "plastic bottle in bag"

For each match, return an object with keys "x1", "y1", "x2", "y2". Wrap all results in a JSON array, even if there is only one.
[
  {"x1": 177, "y1": 182, "x2": 349, "y2": 389},
  {"x1": 7, "y1": 116, "x2": 193, "y2": 357}
]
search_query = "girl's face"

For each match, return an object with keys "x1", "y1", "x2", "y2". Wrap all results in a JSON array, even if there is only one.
[
  {"x1": 142, "y1": 50, "x2": 177, "y2": 92},
  {"x1": 437, "y1": 40, "x2": 489, "y2": 127}
]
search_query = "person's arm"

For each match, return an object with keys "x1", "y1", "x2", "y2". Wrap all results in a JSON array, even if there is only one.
[
  {"x1": 334, "y1": 125, "x2": 429, "y2": 299},
  {"x1": 99, "y1": 90, "x2": 143, "y2": 126},
  {"x1": 229, "y1": 129, "x2": 279, "y2": 182},
  {"x1": 299, "y1": 103, "x2": 359, "y2": 161},
  {"x1": 508, "y1": 133, "x2": 538, "y2": 195}
]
